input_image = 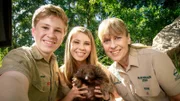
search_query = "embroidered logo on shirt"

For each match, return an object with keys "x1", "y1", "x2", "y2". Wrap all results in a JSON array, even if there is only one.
[
  {"x1": 144, "y1": 87, "x2": 150, "y2": 90},
  {"x1": 173, "y1": 69, "x2": 180, "y2": 81},
  {"x1": 137, "y1": 76, "x2": 151, "y2": 82},
  {"x1": 40, "y1": 75, "x2": 46, "y2": 78}
]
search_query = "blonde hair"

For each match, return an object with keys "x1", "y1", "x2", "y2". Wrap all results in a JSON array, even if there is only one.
[
  {"x1": 63, "y1": 26, "x2": 98, "y2": 87},
  {"x1": 32, "y1": 4, "x2": 68, "y2": 34},
  {"x1": 98, "y1": 17, "x2": 129, "y2": 41},
  {"x1": 98, "y1": 18, "x2": 149, "y2": 49}
]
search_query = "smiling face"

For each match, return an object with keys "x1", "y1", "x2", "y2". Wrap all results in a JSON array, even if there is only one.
[
  {"x1": 102, "y1": 33, "x2": 130, "y2": 63},
  {"x1": 32, "y1": 15, "x2": 65, "y2": 59},
  {"x1": 70, "y1": 32, "x2": 91, "y2": 64},
  {"x1": 98, "y1": 18, "x2": 131, "y2": 64}
]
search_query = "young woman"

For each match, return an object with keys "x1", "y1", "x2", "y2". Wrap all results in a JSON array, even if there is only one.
[
  {"x1": 97, "y1": 17, "x2": 180, "y2": 101},
  {"x1": 58, "y1": 26, "x2": 113, "y2": 101}
]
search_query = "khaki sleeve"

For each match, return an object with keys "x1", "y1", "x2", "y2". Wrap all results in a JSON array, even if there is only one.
[
  {"x1": 152, "y1": 51, "x2": 180, "y2": 96},
  {"x1": 0, "y1": 48, "x2": 32, "y2": 81}
]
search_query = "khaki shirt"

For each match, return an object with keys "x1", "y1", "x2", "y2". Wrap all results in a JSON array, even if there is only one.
[
  {"x1": 109, "y1": 48, "x2": 180, "y2": 101},
  {"x1": 0, "y1": 44, "x2": 59, "y2": 101}
]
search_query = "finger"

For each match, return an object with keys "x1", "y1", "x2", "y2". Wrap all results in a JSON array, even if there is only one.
[
  {"x1": 81, "y1": 84, "x2": 88, "y2": 87},
  {"x1": 79, "y1": 86, "x2": 88, "y2": 91},
  {"x1": 76, "y1": 90, "x2": 87, "y2": 99},
  {"x1": 95, "y1": 94, "x2": 103, "y2": 98},
  {"x1": 76, "y1": 94, "x2": 86, "y2": 98},
  {"x1": 94, "y1": 89, "x2": 102, "y2": 94},
  {"x1": 72, "y1": 82, "x2": 77, "y2": 87},
  {"x1": 94, "y1": 89, "x2": 103, "y2": 98},
  {"x1": 95, "y1": 86, "x2": 101, "y2": 89}
]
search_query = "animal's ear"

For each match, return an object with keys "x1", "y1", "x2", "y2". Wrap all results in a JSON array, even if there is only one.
[
  {"x1": 75, "y1": 68, "x2": 83, "y2": 77},
  {"x1": 95, "y1": 66, "x2": 107, "y2": 77},
  {"x1": 92, "y1": 65, "x2": 97, "y2": 71},
  {"x1": 94, "y1": 66, "x2": 101, "y2": 73}
]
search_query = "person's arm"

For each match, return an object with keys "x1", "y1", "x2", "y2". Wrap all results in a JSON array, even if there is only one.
[
  {"x1": 170, "y1": 94, "x2": 180, "y2": 101},
  {"x1": 0, "y1": 71, "x2": 29, "y2": 101},
  {"x1": 152, "y1": 52, "x2": 180, "y2": 100}
]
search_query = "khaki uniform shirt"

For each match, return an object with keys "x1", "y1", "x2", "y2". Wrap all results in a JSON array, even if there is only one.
[
  {"x1": 0, "y1": 44, "x2": 59, "y2": 101},
  {"x1": 109, "y1": 48, "x2": 180, "y2": 101}
]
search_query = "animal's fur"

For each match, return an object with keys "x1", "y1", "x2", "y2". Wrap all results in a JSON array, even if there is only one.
[{"x1": 72, "y1": 64, "x2": 112, "y2": 101}]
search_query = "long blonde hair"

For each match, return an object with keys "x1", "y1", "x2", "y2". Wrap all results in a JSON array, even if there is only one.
[{"x1": 62, "y1": 26, "x2": 98, "y2": 87}]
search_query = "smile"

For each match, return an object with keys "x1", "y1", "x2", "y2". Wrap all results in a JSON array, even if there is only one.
[
  {"x1": 111, "y1": 50, "x2": 120, "y2": 55},
  {"x1": 76, "y1": 52, "x2": 85, "y2": 57},
  {"x1": 44, "y1": 40, "x2": 55, "y2": 45}
]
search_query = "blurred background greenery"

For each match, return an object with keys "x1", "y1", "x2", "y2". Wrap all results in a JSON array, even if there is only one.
[{"x1": 0, "y1": 0, "x2": 180, "y2": 67}]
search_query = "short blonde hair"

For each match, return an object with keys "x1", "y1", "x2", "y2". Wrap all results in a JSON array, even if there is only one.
[
  {"x1": 98, "y1": 18, "x2": 129, "y2": 41},
  {"x1": 32, "y1": 4, "x2": 68, "y2": 34}
]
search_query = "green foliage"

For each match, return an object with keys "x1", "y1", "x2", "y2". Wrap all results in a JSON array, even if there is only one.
[
  {"x1": 0, "y1": 0, "x2": 180, "y2": 66},
  {"x1": 0, "y1": 48, "x2": 10, "y2": 67}
]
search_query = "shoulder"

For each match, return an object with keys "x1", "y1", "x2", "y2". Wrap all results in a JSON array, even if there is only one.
[
  {"x1": 6, "y1": 46, "x2": 32, "y2": 58},
  {"x1": 3, "y1": 46, "x2": 34, "y2": 65},
  {"x1": 2, "y1": 46, "x2": 33, "y2": 65},
  {"x1": 131, "y1": 47, "x2": 167, "y2": 57},
  {"x1": 1, "y1": 46, "x2": 34, "y2": 81},
  {"x1": 97, "y1": 62, "x2": 109, "y2": 72},
  {"x1": 131, "y1": 48, "x2": 171, "y2": 64},
  {"x1": 59, "y1": 64, "x2": 65, "y2": 73}
]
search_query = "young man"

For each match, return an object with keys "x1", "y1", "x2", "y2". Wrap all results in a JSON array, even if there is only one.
[{"x1": 0, "y1": 4, "x2": 68, "y2": 101}]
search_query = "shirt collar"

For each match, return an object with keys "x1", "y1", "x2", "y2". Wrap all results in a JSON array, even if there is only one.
[
  {"x1": 129, "y1": 47, "x2": 139, "y2": 67},
  {"x1": 30, "y1": 43, "x2": 56, "y2": 61},
  {"x1": 112, "y1": 47, "x2": 139, "y2": 72}
]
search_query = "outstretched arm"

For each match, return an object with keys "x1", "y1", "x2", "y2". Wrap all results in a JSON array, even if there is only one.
[{"x1": 0, "y1": 71, "x2": 29, "y2": 101}]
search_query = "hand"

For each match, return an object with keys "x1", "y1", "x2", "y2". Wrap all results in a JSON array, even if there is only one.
[
  {"x1": 66, "y1": 84, "x2": 88, "y2": 100},
  {"x1": 94, "y1": 86, "x2": 110, "y2": 101}
]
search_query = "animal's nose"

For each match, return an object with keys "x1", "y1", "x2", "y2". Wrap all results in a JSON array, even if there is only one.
[{"x1": 85, "y1": 75, "x2": 88, "y2": 80}]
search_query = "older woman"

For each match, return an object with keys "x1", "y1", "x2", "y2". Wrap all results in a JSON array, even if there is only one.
[{"x1": 97, "y1": 17, "x2": 180, "y2": 101}]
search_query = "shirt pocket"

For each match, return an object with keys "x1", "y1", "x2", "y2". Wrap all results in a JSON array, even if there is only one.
[
  {"x1": 134, "y1": 76, "x2": 161, "y2": 97},
  {"x1": 32, "y1": 77, "x2": 50, "y2": 92}
]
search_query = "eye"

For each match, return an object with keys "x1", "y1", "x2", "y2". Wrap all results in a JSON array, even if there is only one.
[
  {"x1": 73, "y1": 40, "x2": 79, "y2": 44},
  {"x1": 42, "y1": 26, "x2": 49, "y2": 30},
  {"x1": 84, "y1": 42, "x2": 90, "y2": 46},
  {"x1": 103, "y1": 38, "x2": 110, "y2": 44},
  {"x1": 55, "y1": 30, "x2": 61, "y2": 33},
  {"x1": 115, "y1": 36, "x2": 121, "y2": 40}
]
